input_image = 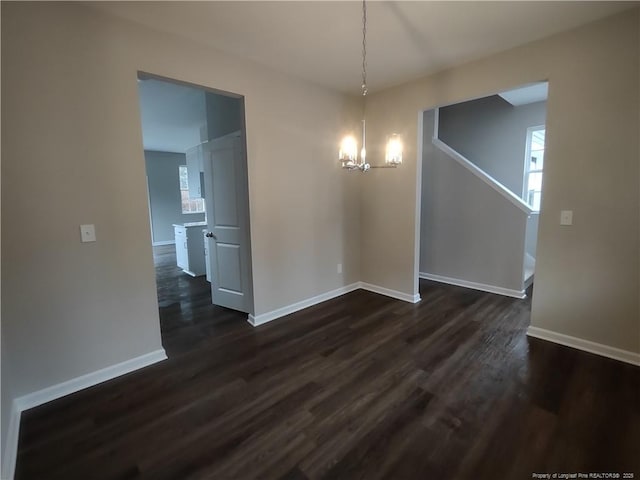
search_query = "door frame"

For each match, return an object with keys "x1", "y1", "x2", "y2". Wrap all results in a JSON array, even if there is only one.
[
  {"x1": 414, "y1": 81, "x2": 549, "y2": 300},
  {"x1": 137, "y1": 70, "x2": 255, "y2": 317}
]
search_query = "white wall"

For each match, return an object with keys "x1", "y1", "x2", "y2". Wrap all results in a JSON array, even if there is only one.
[
  {"x1": 525, "y1": 214, "x2": 540, "y2": 259},
  {"x1": 438, "y1": 96, "x2": 547, "y2": 195},
  {"x1": 361, "y1": 9, "x2": 639, "y2": 354},
  {"x1": 1, "y1": 1, "x2": 361, "y2": 464},
  {"x1": 145, "y1": 151, "x2": 205, "y2": 243},
  {"x1": 420, "y1": 111, "x2": 527, "y2": 291}
]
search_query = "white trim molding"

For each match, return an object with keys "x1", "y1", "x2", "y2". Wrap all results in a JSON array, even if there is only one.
[
  {"x1": 430, "y1": 110, "x2": 531, "y2": 215},
  {"x1": 1, "y1": 402, "x2": 21, "y2": 480},
  {"x1": 432, "y1": 138, "x2": 533, "y2": 215},
  {"x1": 14, "y1": 349, "x2": 167, "y2": 413},
  {"x1": 248, "y1": 283, "x2": 360, "y2": 327},
  {"x1": 152, "y1": 240, "x2": 175, "y2": 247},
  {"x1": 420, "y1": 272, "x2": 526, "y2": 299},
  {"x1": 358, "y1": 282, "x2": 421, "y2": 304},
  {"x1": 248, "y1": 281, "x2": 421, "y2": 327},
  {"x1": 1, "y1": 349, "x2": 167, "y2": 480},
  {"x1": 527, "y1": 327, "x2": 640, "y2": 366}
]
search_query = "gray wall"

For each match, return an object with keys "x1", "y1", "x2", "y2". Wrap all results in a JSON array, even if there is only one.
[
  {"x1": 420, "y1": 110, "x2": 527, "y2": 290},
  {"x1": 206, "y1": 93, "x2": 242, "y2": 140},
  {"x1": 438, "y1": 95, "x2": 546, "y2": 196},
  {"x1": 145, "y1": 151, "x2": 205, "y2": 244}
]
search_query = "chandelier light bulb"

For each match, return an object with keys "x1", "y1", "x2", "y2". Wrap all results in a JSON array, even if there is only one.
[
  {"x1": 339, "y1": 135, "x2": 358, "y2": 168},
  {"x1": 385, "y1": 134, "x2": 403, "y2": 166}
]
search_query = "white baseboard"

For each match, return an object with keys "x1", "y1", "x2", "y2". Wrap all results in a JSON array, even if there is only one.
[
  {"x1": 15, "y1": 349, "x2": 167, "y2": 413},
  {"x1": 248, "y1": 283, "x2": 360, "y2": 327},
  {"x1": 152, "y1": 240, "x2": 175, "y2": 246},
  {"x1": 1, "y1": 402, "x2": 21, "y2": 480},
  {"x1": 358, "y1": 282, "x2": 421, "y2": 304},
  {"x1": 524, "y1": 273, "x2": 534, "y2": 290},
  {"x1": 1, "y1": 349, "x2": 167, "y2": 480},
  {"x1": 420, "y1": 272, "x2": 526, "y2": 299},
  {"x1": 527, "y1": 327, "x2": 640, "y2": 366},
  {"x1": 248, "y1": 281, "x2": 420, "y2": 328}
]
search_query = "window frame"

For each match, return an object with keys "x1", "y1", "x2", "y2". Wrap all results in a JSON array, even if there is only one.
[
  {"x1": 178, "y1": 165, "x2": 205, "y2": 215},
  {"x1": 522, "y1": 125, "x2": 545, "y2": 213}
]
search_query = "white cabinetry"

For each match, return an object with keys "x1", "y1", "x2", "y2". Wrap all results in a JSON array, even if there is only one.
[
  {"x1": 173, "y1": 223, "x2": 207, "y2": 276},
  {"x1": 175, "y1": 226, "x2": 189, "y2": 270}
]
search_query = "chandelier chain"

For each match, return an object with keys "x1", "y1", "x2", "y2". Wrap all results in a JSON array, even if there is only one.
[
  {"x1": 338, "y1": 0, "x2": 402, "y2": 170},
  {"x1": 361, "y1": 0, "x2": 367, "y2": 97}
]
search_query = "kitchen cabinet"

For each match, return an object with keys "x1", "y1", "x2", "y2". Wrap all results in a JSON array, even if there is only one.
[
  {"x1": 173, "y1": 222, "x2": 207, "y2": 276},
  {"x1": 185, "y1": 143, "x2": 206, "y2": 199}
]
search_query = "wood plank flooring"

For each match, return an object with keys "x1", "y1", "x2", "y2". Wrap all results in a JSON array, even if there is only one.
[
  {"x1": 15, "y1": 248, "x2": 640, "y2": 479},
  {"x1": 152, "y1": 244, "x2": 248, "y2": 358}
]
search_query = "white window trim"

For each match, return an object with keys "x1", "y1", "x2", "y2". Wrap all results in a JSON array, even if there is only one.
[
  {"x1": 178, "y1": 165, "x2": 205, "y2": 214},
  {"x1": 522, "y1": 125, "x2": 545, "y2": 212}
]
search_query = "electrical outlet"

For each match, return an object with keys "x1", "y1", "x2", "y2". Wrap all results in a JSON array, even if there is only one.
[{"x1": 337, "y1": 263, "x2": 343, "y2": 274}]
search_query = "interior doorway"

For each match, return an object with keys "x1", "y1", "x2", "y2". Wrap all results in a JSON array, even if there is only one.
[
  {"x1": 417, "y1": 82, "x2": 547, "y2": 300},
  {"x1": 137, "y1": 72, "x2": 254, "y2": 356}
]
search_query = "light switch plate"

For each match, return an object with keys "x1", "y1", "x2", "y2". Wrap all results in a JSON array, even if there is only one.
[
  {"x1": 560, "y1": 210, "x2": 573, "y2": 226},
  {"x1": 80, "y1": 224, "x2": 96, "y2": 242}
]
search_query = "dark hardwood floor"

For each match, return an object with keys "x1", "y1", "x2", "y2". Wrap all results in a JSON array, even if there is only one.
[
  {"x1": 152, "y1": 244, "x2": 248, "y2": 358},
  {"x1": 15, "y1": 249, "x2": 640, "y2": 479}
]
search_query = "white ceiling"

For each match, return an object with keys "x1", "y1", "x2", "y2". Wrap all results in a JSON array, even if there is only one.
[
  {"x1": 137, "y1": 78, "x2": 206, "y2": 153},
  {"x1": 498, "y1": 82, "x2": 548, "y2": 106},
  {"x1": 92, "y1": 1, "x2": 634, "y2": 94}
]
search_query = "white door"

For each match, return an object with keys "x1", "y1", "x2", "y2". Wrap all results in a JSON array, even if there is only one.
[{"x1": 203, "y1": 131, "x2": 253, "y2": 313}]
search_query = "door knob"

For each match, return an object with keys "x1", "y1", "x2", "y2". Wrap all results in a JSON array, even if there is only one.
[{"x1": 205, "y1": 232, "x2": 216, "y2": 239}]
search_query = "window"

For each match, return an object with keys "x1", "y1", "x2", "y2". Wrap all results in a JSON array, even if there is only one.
[
  {"x1": 179, "y1": 165, "x2": 205, "y2": 214},
  {"x1": 523, "y1": 127, "x2": 545, "y2": 212}
]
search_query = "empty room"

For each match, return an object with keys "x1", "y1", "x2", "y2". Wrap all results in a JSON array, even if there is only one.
[{"x1": 1, "y1": 2, "x2": 638, "y2": 479}]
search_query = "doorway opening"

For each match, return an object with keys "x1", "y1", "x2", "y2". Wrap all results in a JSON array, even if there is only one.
[
  {"x1": 417, "y1": 82, "x2": 547, "y2": 301},
  {"x1": 137, "y1": 72, "x2": 254, "y2": 356}
]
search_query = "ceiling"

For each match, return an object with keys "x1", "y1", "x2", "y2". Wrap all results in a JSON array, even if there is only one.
[
  {"x1": 498, "y1": 83, "x2": 548, "y2": 106},
  {"x1": 138, "y1": 78, "x2": 206, "y2": 153},
  {"x1": 138, "y1": 78, "x2": 548, "y2": 153},
  {"x1": 92, "y1": 1, "x2": 634, "y2": 94}
]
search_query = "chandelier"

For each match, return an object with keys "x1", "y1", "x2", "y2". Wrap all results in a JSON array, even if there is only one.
[{"x1": 339, "y1": 0, "x2": 403, "y2": 172}]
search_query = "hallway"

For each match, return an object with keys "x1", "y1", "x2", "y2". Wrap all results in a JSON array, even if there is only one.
[{"x1": 153, "y1": 244, "x2": 248, "y2": 358}]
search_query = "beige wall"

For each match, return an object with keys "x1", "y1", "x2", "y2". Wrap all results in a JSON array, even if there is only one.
[
  {"x1": 362, "y1": 9, "x2": 639, "y2": 353},
  {"x1": 2, "y1": 2, "x2": 638, "y2": 467},
  {"x1": 1, "y1": 0, "x2": 361, "y2": 433}
]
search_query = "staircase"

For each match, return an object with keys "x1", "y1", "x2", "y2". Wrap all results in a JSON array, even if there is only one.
[{"x1": 421, "y1": 108, "x2": 536, "y2": 298}]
